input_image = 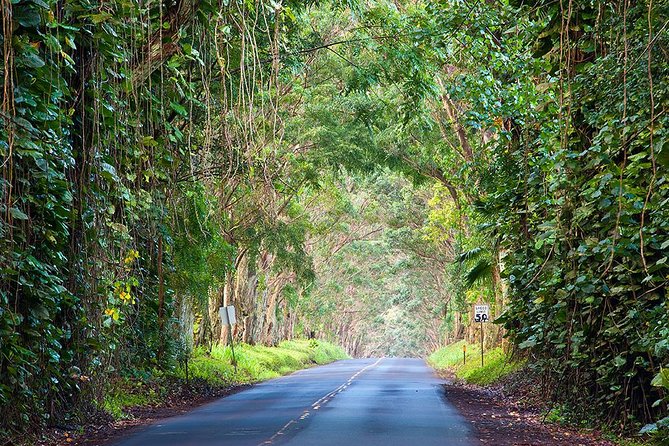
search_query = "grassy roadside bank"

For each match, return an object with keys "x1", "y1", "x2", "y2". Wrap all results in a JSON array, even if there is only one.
[
  {"x1": 103, "y1": 339, "x2": 348, "y2": 419},
  {"x1": 428, "y1": 341, "x2": 649, "y2": 446},
  {"x1": 427, "y1": 340, "x2": 524, "y2": 385}
]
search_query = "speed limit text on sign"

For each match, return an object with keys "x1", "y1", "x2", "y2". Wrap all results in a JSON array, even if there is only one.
[{"x1": 474, "y1": 304, "x2": 490, "y2": 323}]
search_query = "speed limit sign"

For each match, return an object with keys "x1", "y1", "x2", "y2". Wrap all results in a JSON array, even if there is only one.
[
  {"x1": 474, "y1": 304, "x2": 490, "y2": 367},
  {"x1": 474, "y1": 304, "x2": 490, "y2": 323}
]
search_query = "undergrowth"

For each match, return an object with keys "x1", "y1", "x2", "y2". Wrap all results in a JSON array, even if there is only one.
[
  {"x1": 428, "y1": 340, "x2": 524, "y2": 385},
  {"x1": 103, "y1": 382, "x2": 160, "y2": 420}
]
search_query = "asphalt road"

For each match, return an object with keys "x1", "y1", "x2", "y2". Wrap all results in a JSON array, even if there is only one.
[{"x1": 113, "y1": 358, "x2": 474, "y2": 446}]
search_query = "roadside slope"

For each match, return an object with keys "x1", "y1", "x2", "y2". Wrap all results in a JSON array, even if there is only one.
[
  {"x1": 429, "y1": 342, "x2": 618, "y2": 446},
  {"x1": 39, "y1": 340, "x2": 347, "y2": 446}
]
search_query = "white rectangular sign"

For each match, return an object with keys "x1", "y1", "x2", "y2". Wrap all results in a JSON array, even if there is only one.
[
  {"x1": 474, "y1": 304, "x2": 490, "y2": 323},
  {"x1": 219, "y1": 305, "x2": 237, "y2": 326}
]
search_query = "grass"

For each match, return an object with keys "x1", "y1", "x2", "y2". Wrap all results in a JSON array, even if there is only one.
[
  {"x1": 427, "y1": 340, "x2": 524, "y2": 385},
  {"x1": 103, "y1": 339, "x2": 348, "y2": 419},
  {"x1": 181, "y1": 339, "x2": 349, "y2": 385},
  {"x1": 103, "y1": 382, "x2": 160, "y2": 419}
]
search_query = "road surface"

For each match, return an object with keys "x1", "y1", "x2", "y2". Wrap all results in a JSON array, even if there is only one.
[{"x1": 113, "y1": 358, "x2": 474, "y2": 446}]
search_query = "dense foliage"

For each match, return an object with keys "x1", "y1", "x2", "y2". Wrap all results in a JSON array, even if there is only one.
[
  {"x1": 0, "y1": 0, "x2": 339, "y2": 436},
  {"x1": 1, "y1": 0, "x2": 667, "y2": 441},
  {"x1": 484, "y1": 0, "x2": 669, "y2": 430},
  {"x1": 351, "y1": 0, "x2": 669, "y2": 434}
]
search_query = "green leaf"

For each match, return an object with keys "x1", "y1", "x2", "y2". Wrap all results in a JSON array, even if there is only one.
[
  {"x1": 10, "y1": 207, "x2": 29, "y2": 220},
  {"x1": 640, "y1": 421, "x2": 659, "y2": 434},
  {"x1": 100, "y1": 162, "x2": 119, "y2": 183},
  {"x1": 30, "y1": 0, "x2": 49, "y2": 9},
  {"x1": 651, "y1": 369, "x2": 669, "y2": 389},
  {"x1": 519, "y1": 338, "x2": 537, "y2": 349},
  {"x1": 19, "y1": 52, "x2": 45, "y2": 68},
  {"x1": 170, "y1": 101, "x2": 187, "y2": 116},
  {"x1": 89, "y1": 13, "x2": 112, "y2": 24},
  {"x1": 465, "y1": 259, "x2": 491, "y2": 287},
  {"x1": 141, "y1": 136, "x2": 159, "y2": 147},
  {"x1": 613, "y1": 355, "x2": 626, "y2": 368},
  {"x1": 16, "y1": 8, "x2": 41, "y2": 27}
]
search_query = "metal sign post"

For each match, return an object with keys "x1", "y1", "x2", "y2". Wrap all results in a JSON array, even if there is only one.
[
  {"x1": 474, "y1": 304, "x2": 490, "y2": 368},
  {"x1": 480, "y1": 321, "x2": 484, "y2": 368},
  {"x1": 219, "y1": 305, "x2": 238, "y2": 371}
]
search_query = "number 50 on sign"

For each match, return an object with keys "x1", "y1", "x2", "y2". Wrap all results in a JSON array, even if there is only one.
[{"x1": 474, "y1": 304, "x2": 490, "y2": 323}]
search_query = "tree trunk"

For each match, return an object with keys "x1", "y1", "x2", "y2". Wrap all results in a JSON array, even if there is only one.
[{"x1": 208, "y1": 285, "x2": 223, "y2": 346}]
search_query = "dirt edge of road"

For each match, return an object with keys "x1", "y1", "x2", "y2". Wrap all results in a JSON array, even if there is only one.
[
  {"x1": 36, "y1": 383, "x2": 253, "y2": 446},
  {"x1": 442, "y1": 377, "x2": 617, "y2": 446}
]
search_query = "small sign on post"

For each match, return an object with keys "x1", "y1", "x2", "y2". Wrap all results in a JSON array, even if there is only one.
[
  {"x1": 219, "y1": 305, "x2": 237, "y2": 326},
  {"x1": 219, "y1": 305, "x2": 238, "y2": 370},
  {"x1": 474, "y1": 304, "x2": 490, "y2": 367},
  {"x1": 474, "y1": 304, "x2": 490, "y2": 323}
]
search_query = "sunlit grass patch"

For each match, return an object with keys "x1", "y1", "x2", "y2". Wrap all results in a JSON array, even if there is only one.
[
  {"x1": 428, "y1": 340, "x2": 524, "y2": 385},
  {"x1": 191, "y1": 339, "x2": 348, "y2": 383},
  {"x1": 102, "y1": 379, "x2": 161, "y2": 420}
]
